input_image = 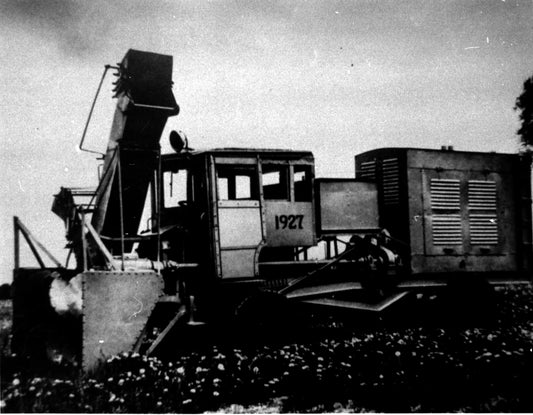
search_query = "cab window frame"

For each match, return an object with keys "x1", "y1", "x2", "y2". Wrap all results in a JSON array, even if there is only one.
[{"x1": 216, "y1": 164, "x2": 259, "y2": 201}]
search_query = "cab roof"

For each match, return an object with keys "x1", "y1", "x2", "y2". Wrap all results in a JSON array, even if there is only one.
[{"x1": 163, "y1": 147, "x2": 314, "y2": 161}]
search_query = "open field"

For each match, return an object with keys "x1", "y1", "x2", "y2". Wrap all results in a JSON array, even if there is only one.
[{"x1": 1, "y1": 286, "x2": 533, "y2": 413}]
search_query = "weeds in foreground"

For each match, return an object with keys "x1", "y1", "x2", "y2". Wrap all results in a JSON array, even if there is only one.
[{"x1": 1, "y1": 286, "x2": 533, "y2": 413}]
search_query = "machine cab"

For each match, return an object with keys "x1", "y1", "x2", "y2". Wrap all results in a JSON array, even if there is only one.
[{"x1": 141, "y1": 148, "x2": 316, "y2": 280}]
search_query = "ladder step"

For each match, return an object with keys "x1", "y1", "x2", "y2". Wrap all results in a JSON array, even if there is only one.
[
  {"x1": 286, "y1": 281, "x2": 362, "y2": 300},
  {"x1": 301, "y1": 291, "x2": 410, "y2": 312}
]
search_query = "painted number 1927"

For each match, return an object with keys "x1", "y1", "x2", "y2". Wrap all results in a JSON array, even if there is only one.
[{"x1": 275, "y1": 214, "x2": 304, "y2": 230}]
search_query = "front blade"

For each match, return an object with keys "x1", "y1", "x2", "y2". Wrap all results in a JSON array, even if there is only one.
[{"x1": 82, "y1": 271, "x2": 163, "y2": 370}]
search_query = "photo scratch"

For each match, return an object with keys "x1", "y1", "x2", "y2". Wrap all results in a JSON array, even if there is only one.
[{"x1": 129, "y1": 296, "x2": 143, "y2": 320}]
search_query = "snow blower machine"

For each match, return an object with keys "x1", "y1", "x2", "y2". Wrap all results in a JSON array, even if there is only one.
[{"x1": 12, "y1": 50, "x2": 533, "y2": 370}]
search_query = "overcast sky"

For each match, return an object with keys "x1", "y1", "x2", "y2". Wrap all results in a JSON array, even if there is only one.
[{"x1": 1, "y1": 0, "x2": 532, "y2": 283}]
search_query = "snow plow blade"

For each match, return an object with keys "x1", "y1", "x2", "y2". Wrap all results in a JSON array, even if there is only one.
[{"x1": 82, "y1": 271, "x2": 163, "y2": 370}]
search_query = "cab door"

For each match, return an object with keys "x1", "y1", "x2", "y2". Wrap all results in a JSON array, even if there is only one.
[{"x1": 212, "y1": 159, "x2": 264, "y2": 279}]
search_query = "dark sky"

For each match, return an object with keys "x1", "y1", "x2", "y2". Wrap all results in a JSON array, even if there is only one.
[{"x1": 1, "y1": 0, "x2": 532, "y2": 282}]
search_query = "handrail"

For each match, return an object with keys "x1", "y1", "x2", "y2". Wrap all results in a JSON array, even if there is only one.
[{"x1": 78, "y1": 64, "x2": 119, "y2": 156}]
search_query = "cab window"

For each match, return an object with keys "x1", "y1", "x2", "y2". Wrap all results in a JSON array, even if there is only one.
[
  {"x1": 294, "y1": 165, "x2": 312, "y2": 201},
  {"x1": 217, "y1": 166, "x2": 258, "y2": 200},
  {"x1": 262, "y1": 165, "x2": 289, "y2": 200},
  {"x1": 163, "y1": 169, "x2": 188, "y2": 208}
]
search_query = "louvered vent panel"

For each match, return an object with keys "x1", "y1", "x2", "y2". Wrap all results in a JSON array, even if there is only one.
[
  {"x1": 382, "y1": 158, "x2": 400, "y2": 206},
  {"x1": 468, "y1": 180, "x2": 496, "y2": 210},
  {"x1": 469, "y1": 213, "x2": 498, "y2": 245},
  {"x1": 430, "y1": 179, "x2": 460, "y2": 210},
  {"x1": 432, "y1": 214, "x2": 462, "y2": 245},
  {"x1": 359, "y1": 160, "x2": 376, "y2": 180}
]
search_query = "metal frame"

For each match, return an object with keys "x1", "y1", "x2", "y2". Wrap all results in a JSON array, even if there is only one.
[{"x1": 13, "y1": 216, "x2": 63, "y2": 270}]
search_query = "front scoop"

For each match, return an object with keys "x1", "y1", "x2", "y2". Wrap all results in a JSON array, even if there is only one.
[{"x1": 81, "y1": 271, "x2": 163, "y2": 370}]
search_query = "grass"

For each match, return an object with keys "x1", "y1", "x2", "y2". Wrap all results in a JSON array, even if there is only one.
[
  {"x1": 1, "y1": 286, "x2": 533, "y2": 412},
  {"x1": 0, "y1": 299, "x2": 12, "y2": 355}
]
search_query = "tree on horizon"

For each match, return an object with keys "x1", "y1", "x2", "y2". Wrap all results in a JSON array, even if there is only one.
[{"x1": 515, "y1": 76, "x2": 533, "y2": 153}]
